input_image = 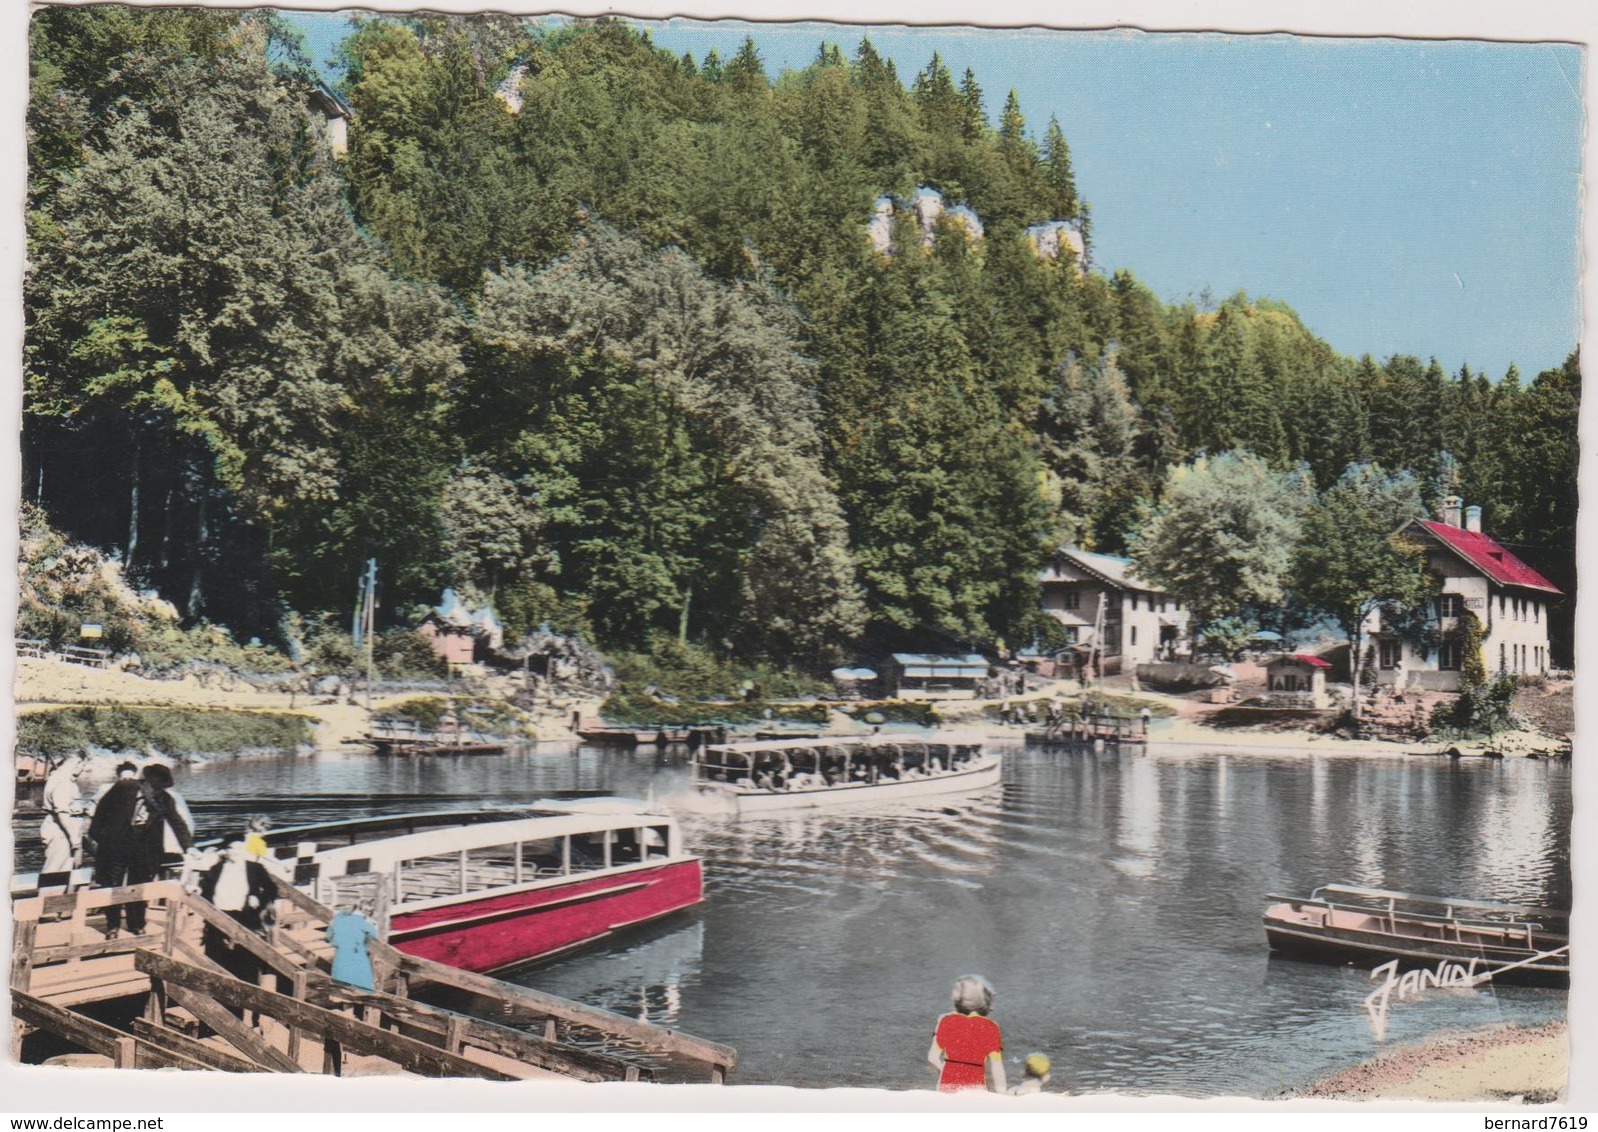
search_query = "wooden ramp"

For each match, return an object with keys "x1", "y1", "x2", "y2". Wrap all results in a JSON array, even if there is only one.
[
  {"x1": 1025, "y1": 717, "x2": 1149, "y2": 746},
  {"x1": 12, "y1": 877, "x2": 735, "y2": 1083}
]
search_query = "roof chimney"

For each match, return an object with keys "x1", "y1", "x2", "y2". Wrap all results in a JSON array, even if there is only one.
[
  {"x1": 1465, "y1": 505, "x2": 1482, "y2": 534},
  {"x1": 1438, "y1": 495, "x2": 1463, "y2": 528}
]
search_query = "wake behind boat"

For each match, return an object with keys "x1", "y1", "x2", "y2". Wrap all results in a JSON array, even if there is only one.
[
  {"x1": 1263, "y1": 883, "x2": 1569, "y2": 987},
  {"x1": 692, "y1": 731, "x2": 1000, "y2": 815}
]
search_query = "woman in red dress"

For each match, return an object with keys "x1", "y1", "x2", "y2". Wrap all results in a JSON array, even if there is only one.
[{"x1": 927, "y1": 975, "x2": 1006, "y2": 1092}]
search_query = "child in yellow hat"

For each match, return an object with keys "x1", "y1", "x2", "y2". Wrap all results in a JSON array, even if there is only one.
[{"x1": 1010, "y1": 1053, "x2": 1052, "y2": 1095}]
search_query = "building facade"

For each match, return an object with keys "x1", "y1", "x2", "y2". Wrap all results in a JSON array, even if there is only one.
[
  {"x1": 417, "y1": 589, "x2": 504, "y2": 674},
  {"x1": 886, "y1": 654, "x2": 988, "y2": 700},
  {"x1": 1038, "y1": 549, "x2": 1191, "y2": 674},
  {"x1": 1369, "y1": 498, "x2": 1561, "y2": 691}
]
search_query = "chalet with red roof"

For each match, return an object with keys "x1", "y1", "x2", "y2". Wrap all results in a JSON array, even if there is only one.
[
  {"x1": 1266, "y1": 654, "x2": 1331, "y2": 708},
  {"x1": 1370, "y1": 496, "x2": 1561, "y2": 691}
]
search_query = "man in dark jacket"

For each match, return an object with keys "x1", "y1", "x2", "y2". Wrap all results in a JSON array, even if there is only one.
[
  {"x1": 198, "y1": 839, "x2": 277, "y2": 985},
  {"x1": 87, "y1": 766, "x2": 161, "y2": 938}
]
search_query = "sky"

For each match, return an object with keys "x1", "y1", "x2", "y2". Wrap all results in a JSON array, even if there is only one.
[{"x1": 310, "y1": 14, "x2": 1579, "y2": 380}]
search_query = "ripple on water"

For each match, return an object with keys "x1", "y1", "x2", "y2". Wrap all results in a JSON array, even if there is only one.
[{"x1": 53, "y1": 743, "x2": 1568, "y2": 1095}]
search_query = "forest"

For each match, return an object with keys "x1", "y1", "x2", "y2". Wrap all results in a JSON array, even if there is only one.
[{"x1": 22, "y1": 8, "x2": 1581, "y2": 672}]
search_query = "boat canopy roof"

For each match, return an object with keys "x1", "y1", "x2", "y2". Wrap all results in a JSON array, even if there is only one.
[
  {"x1": 307, "y1": 810, "x2": 678, "y2": 870},
  {"x1": 1308, "y1": 883, "x2": 1567, "y2": 920}
]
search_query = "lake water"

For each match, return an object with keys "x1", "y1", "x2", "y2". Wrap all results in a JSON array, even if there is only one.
[{"x1": 13, "y1": 742, "x2": 1571, "y2": 1095}]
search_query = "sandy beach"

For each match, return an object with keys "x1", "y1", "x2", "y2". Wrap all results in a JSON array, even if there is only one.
[
  {"x1": 1300, "y1": 1022, "x2": 1567, "y2": 1103},
  {"x1": 16, "y1": 656, "x2": 1570, "y2": 760}
]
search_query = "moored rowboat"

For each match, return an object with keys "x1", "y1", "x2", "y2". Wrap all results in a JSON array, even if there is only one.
[{"x1": 1263, "y1": 884, "x2": 1568, "y2": 987}]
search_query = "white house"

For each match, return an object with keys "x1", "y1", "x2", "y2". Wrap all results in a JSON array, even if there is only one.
[
  {"x1": 1369, "y1": 497, "x2": 1561, "y2": 691},
  {"x1": 1039, "y1": 549, "x2": 1191, "y2": 674}
]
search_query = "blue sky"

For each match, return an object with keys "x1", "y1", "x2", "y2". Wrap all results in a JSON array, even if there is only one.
[{"x1": 290, "y1": 13, "x2": 1582, "y2": 380}]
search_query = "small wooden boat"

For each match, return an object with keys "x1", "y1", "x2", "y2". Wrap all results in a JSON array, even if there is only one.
[
  {"x1": 374, "y1": 740, "x2": 505, "y2": 756},
  {"x1": 254, "y1": 801, "x2": 704, "y2": 975},
  {"x1": 1263, "y1": 884, "x2": 1568, "y2": 987},
  {"x1": 368, "y1": 713, "x2": 505, "y2": 756},
  {"x1": 693, "y1": 732, "x2": 1000, "y2": 815}
]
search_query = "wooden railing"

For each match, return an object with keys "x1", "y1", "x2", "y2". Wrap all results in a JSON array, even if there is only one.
[{"x1": 14, "y1": 876, "x2": 734, "y2": 1082}]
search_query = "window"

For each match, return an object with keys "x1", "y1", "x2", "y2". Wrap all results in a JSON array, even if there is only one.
[
  {"x1": 610, "y1": 827, "x2": 644, "y2": 866},
  {"x1": 1534, "y1": 602, "x2": 1541, "y2": 623},
  {"x1": 1436, "y1": 594, "x2": 1462, "y2": 618},
  {"x1": 1158, "y1": 597, "x2": 1167, "y2": 613},
  {"x1": 520, "y1": 837, "x2": 566, "y2": 878},
  {"x1": 646, "y1": 825, "x2": 672, "y2": 861},
  {"x1": 1438, "y1": 642, "x2": 1461, "y2": 671},
  {"x1": 1061, "y1": 626, "x2": 1079, "y2": 644},
  {"x1": 1499, "y1": 643, "x2": 1507, "y2": 673},
  {"x1": 1062, "y1": 590, "x2": 1080, "y2": 611},
  {"x1": 1130, "y1": 626, "x2": 1138, "y2": 647},
  {"x1": 1378, "y1": 640, "x2": 1402, "y2": 669},
  {"x1": 464, "y1": 843, "x2": 520, "y2": 889}
]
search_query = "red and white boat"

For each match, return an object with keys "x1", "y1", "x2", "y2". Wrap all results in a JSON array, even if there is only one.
[{"x1": 258, "y1": 800, "x2": 703, "y2": 975}]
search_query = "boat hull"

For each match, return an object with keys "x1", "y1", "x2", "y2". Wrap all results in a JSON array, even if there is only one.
[
  {"x1": 1263, "y1": 909, "x2": 1568, "y2": 988},
  {"x1": 372, "y1": 740, "x2": 505, "y2": 756},
  {"x1": 697, "y1": 756, "x2": 1002, "y2": 815},
  {"x1": 389, "y1": 858, "x2": 704, "y2": 975}
]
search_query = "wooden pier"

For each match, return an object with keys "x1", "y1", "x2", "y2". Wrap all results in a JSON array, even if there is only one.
[
  {"x1": 1024, "y1": 717, "x2": 1149, "y2": 746},
  {"x1": 12, "y1": 876, "x2": 735, "y2": 1082}
]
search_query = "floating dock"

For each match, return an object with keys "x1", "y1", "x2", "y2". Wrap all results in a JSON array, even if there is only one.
[
  {"x1": 1024, "y1": 718, "x2": 1149, "y2": 746},
  {"x1": 11, "y1": 876, "x2": 734, "y2": 1082}
]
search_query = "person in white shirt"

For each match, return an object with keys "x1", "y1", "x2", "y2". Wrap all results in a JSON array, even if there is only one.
[{"x1": 38, "y1": 752, "x2": 91, "y2": 891}]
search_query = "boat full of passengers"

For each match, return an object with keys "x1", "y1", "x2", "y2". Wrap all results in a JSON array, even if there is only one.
[{"x1": 692, "y1": 731, "x2": 1000, "y2": 814}]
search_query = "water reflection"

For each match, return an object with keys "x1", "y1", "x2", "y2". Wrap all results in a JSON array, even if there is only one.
[{"x1": 9, "y1": 742, "x2": 1570, "y2": 1094}]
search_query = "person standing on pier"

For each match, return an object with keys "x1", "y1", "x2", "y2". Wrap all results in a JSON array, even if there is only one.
[
  {"x1": 38, "y1": 752, "x2": 91, "y2": 893},
  {"x1": 138, "y1": 764, "x2": 195, "y2": 868},
  {"x1": 88, "y1": 763, "x2": 156, "y2": 937},
  {"x1": 198, "y1": 839, "x2": 276, "y2": 985},
  {"x1": 327, "y1": 900, "x2": 381, "y2": 992},
  {"x1": 928, "y1": 975, "x2": 1007, "y2": 1093}
]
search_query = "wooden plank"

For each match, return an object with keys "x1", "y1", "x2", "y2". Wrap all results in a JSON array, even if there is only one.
[
  {"x1": 136, "y1": 951, "x2": 518, "y2": 1081},
  {"x1": 272, "y1": 928, "x2": 329, "y2": 969},
  {"x1": 178, "y1": 896, "x2": 300, "y2": 982},
  {"x1": 302, "y1": 979, "x2": 647, "y2": 1083},
  {"x1": 130, "y1": 1019, "x2": 271, "y2": 1073},
  {"x1": 12, "y1": 989, "x2": 124, "y2": 1058},
  {"x1": 165, "y1": 983, "x2": 303, "y2": 1073},
  {"x1": 41, "y1": 880, "x2": 184, "y2": 918},
  {"x1": 35, "y1": 933, "x2": 162, "y2": 964},
  {"x1": 12, "y1": 918, "x2": 38, "y2": 993},
  {"x1": 269, "y1": 874, "x2": 331, "y2": 920},
  {"x1": 392, "y1": 948, "x2": 737, "y2": 1069}
]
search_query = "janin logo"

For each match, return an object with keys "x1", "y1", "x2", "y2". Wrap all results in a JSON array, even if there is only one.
[{"x1": 1362, "y1": 957, "x2": 1489, "y2": 1041}]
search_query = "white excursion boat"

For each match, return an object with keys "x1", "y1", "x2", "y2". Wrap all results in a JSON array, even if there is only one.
[{"x1": 691, "y1": 732, "x2": 1001, "y2": 815}]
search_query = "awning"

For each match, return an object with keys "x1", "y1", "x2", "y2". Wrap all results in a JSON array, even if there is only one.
[{"x1": 831, "y1": 668, "x2": 878, "y2": 681}]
